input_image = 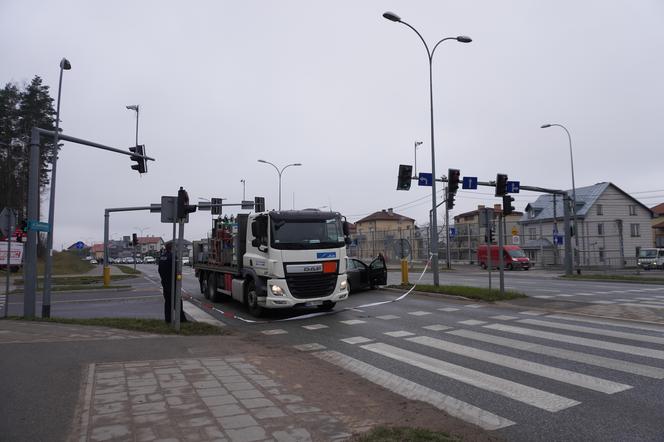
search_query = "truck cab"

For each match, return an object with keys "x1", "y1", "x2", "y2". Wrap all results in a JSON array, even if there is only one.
[{"x1": 637, "y1": 248, "x2": 664, "y2": 270}]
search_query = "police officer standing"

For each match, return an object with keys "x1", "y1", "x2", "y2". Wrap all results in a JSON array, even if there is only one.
[{"x1": 158, "y1": 241, "x2": 187, "y2": 323}]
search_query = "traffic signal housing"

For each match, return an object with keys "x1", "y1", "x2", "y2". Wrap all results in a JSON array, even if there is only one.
[
  {"x1": 132, "y1": 233, "x2": 138, "y2": 246},
  {"x1": 397, "y1": 164, "x2": 413, "y2": 191},
  {"x1": 485, "y1": 228, "x2": 495, "y2": 244},
  {"x1": 448, "y1": 169, "x2": 460, "y2": 194},
  {"x1": 502, "y1": 195, "x2": 515, "y2": 215},
  {"x1": 129, "y1": 144, "x2": 147, "y2": 174},
  {"x1": 177, "y1": 187, "x2": 197, "y2": 221},
  {"x1": 254, "y1": 196, "x2": 265, "y2": 213},
  {"x1": 495, "y1": 173, "x2": 508, "y2": 196}
]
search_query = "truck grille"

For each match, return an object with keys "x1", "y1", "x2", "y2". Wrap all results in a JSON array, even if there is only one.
[{"x1": 286, "y1": 273, "x2": 337, "y2": 299}]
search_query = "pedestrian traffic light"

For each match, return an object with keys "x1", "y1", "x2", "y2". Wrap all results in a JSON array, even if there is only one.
[
  {"x1": 254, "y1": 196, "x2": 265, "y2": 213},
  {"x1": 397, "y1": 164, "x2": 413, "y2": 191},
  {"x1": 177, "y1": 187, "x2": 197, "y2": 221},
  {"x1": 132, "y1": 233, "x2": 138, "y2": 246},
  {"x1": 495, "y1": 173, "x2": 508, "y2": 196},
  {"x1": 448, "y1": 168, "x2": 460, "y2": 194},
  {"x1": 488, "y1": 229, "x2": 495, "y2": 243},
  {"x1": 129, "y1": 144, "x2": 147, "y2": 174},
  {"x1": 503, "y1": 195, "x2": 515, "y2": 215},
  {"x1": 447, "y1": 187, "x2": 456, "y2": 210}
]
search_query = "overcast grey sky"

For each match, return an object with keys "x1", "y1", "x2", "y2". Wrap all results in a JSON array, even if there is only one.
[{"x1": 2, "y1": 1, "x2": 663, "y2": 248}]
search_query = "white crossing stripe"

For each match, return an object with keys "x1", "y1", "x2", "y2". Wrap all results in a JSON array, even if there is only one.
[
  {"x1": 262, "y1": 329, "x2": 288, "y2": 335},
  {"x1": 342, "y1": 336, "x2": 373, "y2": 344},
  {"x1": 293, "y1": 343, "x2": 327, "y2": 352},
  {"x1": 546, "y1": 314, "x2": 664, "y2": 334},
  {"x1": 408, "y1": 311, "x2": 432, "y2": 316},
  {"x1": 519, "y1": 311, "x2": 545, "y2": 316},
  {"x1": 314, "y1": 350, "x2": 515, "y2": 430},
  {"x1": 490, "y1": 315, "x2": 519, "y2": 321},
  {"x1": 438, "y1": 307, "x2": 459, "y2": 312},
  {"x1": 376, "y1": 315, "x2": 400, "y2": 320},
  {"x1": 302, "y1": 324, "x2": 328, "y2": 330},
  {"x1": 518, "y1": 319, "x2": 664, "y2": 345},
  {"x1": 465, "y1": 305, "x2": 484, "y2": 308},
  {"x1": 407, "y1": 336, "x2": 630, "y2": 394},
  {"x1": 620, "y1": 303, "x2": 664, "y2": 310},
  {"x1": 422, "y1": 325, "x2": 451, "y2": 331},
  {"x1": 484, "y1": 323, "x2": 664, "y2": 360},
  {"x1": 384, "y1": 331, "x2": 415, "y2": 338},
  {"x1": 574, "y1": 293, "x2": 597, "y2": 297},
  {"x1": 340, "y1": 320, "x2": 366, "y2": 325},
  {"x1": 448, "y1": 329, "x2": 664, "y2": 379},
  {"x1": 588, "y1": 300, "x2": 616, "y2": 304},
  {"x1": 458, "y1": 320, "x2": 487, "y2": 326},
  {"x1": 361, "y1": 342, "x2": 579, "y2": 412}
]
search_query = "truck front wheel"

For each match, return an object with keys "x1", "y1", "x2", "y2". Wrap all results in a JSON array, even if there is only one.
[
  {"x1": 207, "y1": 274, "x2": 219, "y2": 302},
  {"x1": 200, "y1": 273, "x2": 208, "y2": 297},
  {"x1": 245, "y1": 280, "x2": 264, "y2": 317}
]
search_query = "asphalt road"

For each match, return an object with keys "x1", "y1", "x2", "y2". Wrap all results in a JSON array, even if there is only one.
[{"x1": 6, "y1": 265, "x2": 664, "y2": 440}]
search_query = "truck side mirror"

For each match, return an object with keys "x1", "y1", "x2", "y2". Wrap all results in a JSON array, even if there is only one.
[
  {"x1": 343, "y1": 221, "x2": 350, "y2": 236},
  {"x1": 251, "y1": 238, "x2": 260, "y2": 248}
]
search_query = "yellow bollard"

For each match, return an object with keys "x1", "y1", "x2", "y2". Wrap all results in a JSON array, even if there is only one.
[
  {"x1": 401, "y1": 259, "x2": 409, "y2": 285},
  {"x1": 103, "y1": 266, "x2": 111, "y2": 287}
]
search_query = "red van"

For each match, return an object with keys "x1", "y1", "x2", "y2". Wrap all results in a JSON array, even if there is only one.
[{"x1": 477, "y1": 245, "x2": 530, "y2": 270}]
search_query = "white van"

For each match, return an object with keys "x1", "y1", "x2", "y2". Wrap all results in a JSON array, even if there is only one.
[{"x1": 637, "y1": 248, "x2": 664, "y2": 270}]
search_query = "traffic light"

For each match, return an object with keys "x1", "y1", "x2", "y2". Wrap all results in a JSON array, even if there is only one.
[
  {"x1": 495, "y1": 173, "x2": 508, "y2": 196},
  {"x1": 397, "y1": 164, "x2": 413, "y2": 191},
  {"x1": 177, "y1": 186, "x2": 197, "y2": 221},
  {"x1": 448, "y1": 169, "x2": 460, "y2": 194},
  {"x1": 254, "y1": 196, "x2": 265, "y2": 213},
  {"x1": 129, "y1": 144, "x2": 147, "y2": 174},
  {"x1": 485, "y1": 229, "x2": 495, "y2": 244},
  {"x1": 446, "y1": 187, "x2": 456, "y2": 209},
  {"x1": 132, "y1": 233, "x2": 138, "y2": 246},
  {"x1": 502, "y1": 195, "x2": 515, "y2": 215}
]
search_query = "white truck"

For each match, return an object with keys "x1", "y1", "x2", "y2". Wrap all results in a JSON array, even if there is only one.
[
  {"x1": 637, "y1": 248, "x2": 664, "y2": 270},
  {"x1": 0, "y1": 241, "x2": 24, "y2": 272},
  {"x1": 193, "y1": 209, "x2": 351, "y2": 317}
]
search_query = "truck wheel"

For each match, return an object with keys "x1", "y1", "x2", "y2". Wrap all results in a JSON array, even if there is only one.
[
  {"x1": 245, "y1": 280, "x2": 264, "y2": 317},
  {"x1": 200, "y1": 274, "x2": 208, "y2": 296},
  {"x1": 207, "y1": 274, "x2": 218, "y2": 302}
]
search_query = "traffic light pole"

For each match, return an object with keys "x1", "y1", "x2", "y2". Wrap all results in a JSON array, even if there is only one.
[{"x1": 498, "y1": 214, "x2": 505, "y2": 295}]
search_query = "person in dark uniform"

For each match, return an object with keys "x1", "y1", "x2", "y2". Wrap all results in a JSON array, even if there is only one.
[{"x1": 158, "y1": 242, "x2": 187, "y2": 323}]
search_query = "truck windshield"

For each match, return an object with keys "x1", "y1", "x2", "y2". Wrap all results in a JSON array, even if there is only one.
[
  {"x1": 639, "y1": 249, "x2": 657, "y2": 258},
  {"x1": 508, "y1": 249, "x2": 526, "y2": 258},
  {"x1": 271, "y1": 218, "x2": 345, "y2": 250}
]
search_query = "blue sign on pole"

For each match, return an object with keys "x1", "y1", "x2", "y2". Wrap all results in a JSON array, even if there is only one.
[
  {"x1": 449, "y1": 227, "x2": 457, "y2": 238},
  {"x1": 75, "y1": 241, "x2": 85, "y2": 249},
  {"x1": 27, "y1": 220, "x2": 50, "y2": 233},
  {"x1": 506, "y1": 181, "x2": 520, "y2": 193},
  {"x1": 462, "y1": 176, "x2": 478, "y2": 189},
  {"x1": 418, "y1": 173, "x2": 433, "y2": 186}
]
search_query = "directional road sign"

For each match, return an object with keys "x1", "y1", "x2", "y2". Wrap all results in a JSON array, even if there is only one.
[
  {"x1": 462, "y1": 177, "x2": 478, "y2": 190},
  {"x1": 27, "y1": 220, "x2": 50, "y2": 232},
  {"x1": 418, "y1": 173, "x2": 433, "y2": 186},
  {"x1": 75, "y1": 241, "x2": 85, "y2": 249},
  {"x1": 449, "y1": 227, "x2": 457, "y2": 238},
  {"x1": 506, "y1": 181, "x2": 520, "y2": 193}
]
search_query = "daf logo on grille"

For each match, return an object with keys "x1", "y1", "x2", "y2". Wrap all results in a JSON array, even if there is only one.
[{"x1": 287, "y1": 263, "x2": 322, "y2": 273}]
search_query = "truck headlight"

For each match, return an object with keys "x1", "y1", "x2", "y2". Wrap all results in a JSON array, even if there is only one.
[
  {"x1": 270, "y1": 284, "x2": 284, "y2": 296},
  {"x1": 340, "y1": 279, "x2": 347, "y2": 290}
]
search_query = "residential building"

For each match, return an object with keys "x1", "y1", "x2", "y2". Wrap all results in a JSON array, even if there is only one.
[
  {"x1": 520, "y1": 182, "x2": 653, "y2": 267},
  {"x1": 353, "y1": 208, "x2": 422, "y2": 261},
  {"x1": 452, "y1": 204, "x2": 524, "y2": 263},
  {"x1": 651, "y1": 203, "x2": 664, "y2": 247},
  {"x1": 137, "y1": 236, "x2": 164, "y2": 256}
]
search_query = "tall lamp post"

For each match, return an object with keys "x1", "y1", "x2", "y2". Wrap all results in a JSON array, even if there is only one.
[
  {"x1": 43, "y1": 57, "x2": 71, "y2": 318},
  {"x1": 257, "y1": 159, "x2": 302, "y2": 210},
  {"x1": 413, "y1": 140, "x2": 423, "y2": 176},
  {"x1": 383, "y1": 11, "x2": 471, "y2": 286},
  {"x1": 126, "y1": 104, "x2": 140, "y2": 146},
  {"x1": 240, "y1": 179, "x2": 246, "y2": 200},
  {"x1": 541, "y1": 123, "x2": 580, "y2": 273}
]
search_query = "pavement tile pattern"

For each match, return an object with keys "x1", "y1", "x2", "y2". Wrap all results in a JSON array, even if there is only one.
[{"x1": 78, "y1": 356, "x2": 351, "y2": 442}]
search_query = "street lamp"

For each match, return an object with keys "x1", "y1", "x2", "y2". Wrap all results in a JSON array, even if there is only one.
[
  {"x1": 414, "y1": 141, "x2": 423, "y2": 176},
  {"x1": 383, "y1": 11, "x2": 471, "y2": 286},
  {"x1": 240, "y1": 179, "x2": 246, "y2": 200},
  {"x1": 541, "y1": 123, "x2": 580, "y2": 273},
  {"x1": 257, "y1": 159, "x2": 302, "y2": 210},
  {"x1": 126, "y1": 104, "x2": 139, "y2": 147},
  {"x1": 43, "y1": 57, "x2": 71, "y2": 318}
]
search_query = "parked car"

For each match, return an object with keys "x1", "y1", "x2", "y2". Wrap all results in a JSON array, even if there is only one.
[
  {"x1": 345, "y1": 255, "x2": 387, "y2": 294},
  {"x1": 144, "y1": 256, "x2": 156, "y2": 264},
  {"x1": 182, "y1": 256, "x2": 191, "y2": 266},
  {"x1": 90, "y1": 259, "x2": 98, "y2": 264},
  {"x1": 477, "y1": 245, "x2": 530, "y2": 270}
]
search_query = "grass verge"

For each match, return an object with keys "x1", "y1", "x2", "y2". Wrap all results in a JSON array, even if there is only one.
[
  {"x1": 394, "y1": 284, "x2": 527, "y2": 302},
  {"x1": 12, "y1": 317, "x2": 227, "y2": 335},
  {"x1": 351, "y1": 426, "x2": 459, "y2": 442},
  {"x1": 115, "y1": 264, "x2": 142, "y2": 275},
  {"x1": 15, "y1": 275, "x2": 136, "y2": 286},
  {"x1": 560, "y1": 274, "x2": 664, "y2": 284}
]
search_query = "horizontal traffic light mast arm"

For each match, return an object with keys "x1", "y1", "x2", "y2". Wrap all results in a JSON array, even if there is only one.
[
  {"x1": 36, "y1": 128, "x2": 155, "y2": 161},
  {"x1": 421, "y1": 175, "x2": 567, "y2": 196}
]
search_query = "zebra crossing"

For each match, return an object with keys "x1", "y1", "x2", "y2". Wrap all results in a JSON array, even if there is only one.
[
  {"x1": 529, "y1": 286, "x2": 664, "y2": 305},
  {"x1": 258, "y1": 305, "x2": 664, "y2": 434}
]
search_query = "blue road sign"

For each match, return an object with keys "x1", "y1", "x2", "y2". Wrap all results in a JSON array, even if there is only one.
[
  {"x1": 507, "y1": 181, "x2": 520, "y2": 193},
  {"x1": 449, "y1": 227, "x2": 457, "y2": 238},
  {"x1": 462, "y1": 176, "x2": 478, "y2": 189},
  {"x1": 75, "y1": 241, "x2": 85, "y2": 249},
  {"x1": 418, "y1": 173, "x2": 433, "y2": 186},
  {"x1": 28, "y1": 220, "x2": 50, "y2": 232},
  {"x1": 554, "y1": 234, "x2": 563, "y2": 245}
]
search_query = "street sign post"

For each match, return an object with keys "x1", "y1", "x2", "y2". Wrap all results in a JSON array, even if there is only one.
[
  {"x1": 0, "y1": 208, "x2": 17, "y2": 237},
  {"x1": 27, "y1": 220, "x2": 50, "y2": 232},
  {"x1": 506, "y1": 181, "x2": 520, "y2": 193}
]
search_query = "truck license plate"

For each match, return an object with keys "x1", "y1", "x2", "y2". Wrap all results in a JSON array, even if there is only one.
[{"x1": 305, "y1": 301, "x2": 323, "y2": 307}]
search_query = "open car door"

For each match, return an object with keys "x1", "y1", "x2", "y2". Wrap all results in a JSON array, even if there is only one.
[{"x1": 368, "y1": 254, "x2": 387, "y2": 287}]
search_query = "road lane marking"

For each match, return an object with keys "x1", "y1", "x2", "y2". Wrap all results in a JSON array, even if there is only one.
[
  {"x1": 314, "y1": 350, "x2": 515, "y2": 430},
  {"x1": 408, "y1": 311, "x2": 432, "y2": 316},
  {"x1": 384, "y1": 331, "x2": 415, "y2": 338},
  {"x1": 545, "y1": 314, "x2": 664, "y2": 333},
  {"x1": 340, "y1": 319, "x2": 366, "y2": 325},
  {"x1": 302, "y1": 324, "x2": 328, "y2": 330},
  {"x1": 375, "y1": 315, "x2": 400, "y2": 320},
  {"x1": 484, "y1": 323, "x2": 664, "y2": 360},
  {"x1": 490, "y1": 315, "x2": 519, "y2": 321},
  {"x1": 448, "y1": 329, "x2": 664, "y2": 379},
  {"x1": 261, "y1": 329, "x2": 288, "y2": 335},
  {"x1": 407, "y1": 335, "x2": 631, "y2": 394},
  {"x1": 422, "y1": 325, "x2": 452, "y2": 331},
  {"x1": 361, "y1": 342, "x2": 579, "y2": 412},
  {"x1": 438, "y1": 308, "x2": 459, "y2": 312},
  {"x1": 619, "y1": 303, "x2": 664, "y2": 310},
  {"x1": 341, "y1": 336, "x2": 373, "y2": 344},
  {"x1": 458, "y1": 320, "x2": 487, "y2": 326},
  {"x1": 518, "y1": 319, "x2": 664, "y2": 345},
  {"x1": 294, "y1": 343, "x2": 327, "y2": 351},
  {"x1": 519, "y1": 311, "x2": 545, "y2": 316}
]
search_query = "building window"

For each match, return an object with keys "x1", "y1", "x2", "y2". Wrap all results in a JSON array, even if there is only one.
[
  {"x1": 629, "y1": 205, "x2": 637, "y2": 216},
  {"x1": 597, "y1": 223, "x2": 604, "y2": 236},
  {"x1": 598, "y1": 247, "x2": 605, "y2": 262},
  {"x1": 529, "y1": 228, "x2": 537, "y2": 240},
  {"x1": 630, "y1": 223, "x2": 640, "y2": 237},
  {"x1": 596, "y1": 204, "x2": 603, "y2": 215}
]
